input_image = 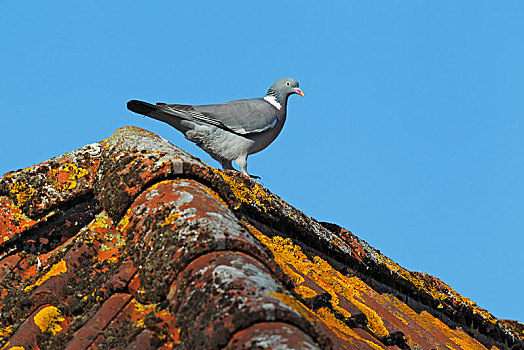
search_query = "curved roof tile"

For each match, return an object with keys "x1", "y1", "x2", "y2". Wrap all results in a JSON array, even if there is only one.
[{"x1": 0, "y1": 126, "x2": 522, "y2": 349}]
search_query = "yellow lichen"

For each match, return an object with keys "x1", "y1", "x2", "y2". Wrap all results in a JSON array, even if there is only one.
[
  {"x1": 132, "y1": 301, "x2": 171, "y2": 328},
  {"x1": 9, "y1": 182, "x2": 36, "y2": 206},
  {"x1": 48, "y1": 163, "x2": 89, "y2": 192},
  {"x1": 102, "y1": 232, "x2": 125, "y2": 248},
  {"x1": 245, "y1": 222, "x2": 389, "y2": 339},
  {"x1": 295, "y1": 285, "x2": 318, "y2": 299},
  {"x1": 83, "y1": 211, "x2": 114, "y2": 243},
  {"x1": 418, "y1": 311, "x2": 487, "y2": 350},
  {"x1": 312, "y1": 256, "x2": 388, "y2": 338},
  {"x1": 268, "y1": 292, "x2": 314, "y2": 322},
  {"x1": 213, "y1": 169, "x2": 272, "y2": 211},
  {"x1": 149, "y1": 180, "x2": 172, "y2": 191},
  {"x1": 25, "y1": 260, "x2": 67, "y2": 292},
  {"x1": 5, "y1": 200, "x2": 34, "y2": 226},
  {"x1": 383, "y1": 293, "x2": 455, "y2": 347},
  {"x1": 117, "y1": 212, "x2": 131, "y2": 232},
  {"x1": 134, "y1": 301, "x2": 157, "y2": 313},
  {"x1": 0, "y1": 325, "x2": 12, "y2": 339},
  {"x1": 201, "y1": 186, "x2": 228, "y2": 206},
  {"x1": 379, "y1": 295, "x2": 411, "y2": 326},
  {"x1": 103, "y1": 257, "x2": 118, "y2": 264},
  {"x1": 162, "y1": 212, "x2": 181, "y2": 227},
  {"x1": 246, "y1": 219, "x2": 494, "y2": 346},
  {"x1": 81, "y1": 212, "x2": 125, "y2": 263},
  {"x1": 375, "y1": 254, "x2": 426, "y2": 292},
  {"x1": 89, "y1": 211, "x2": 113, "y2": 230},
  {"x1": 33, "y1": 306, "x2": 65, "y2": 335},
  {"x1": 376, "y1": 253, "x2": 498, "y2": 325},
  {"x1": 315, "y1": 307, "x2": 386, "y2": 350},
  {"x1": 450, "y1": 328, "x2": 488, "y2": 350}
]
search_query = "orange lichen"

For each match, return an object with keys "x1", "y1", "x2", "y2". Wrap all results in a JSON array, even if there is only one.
[
  {"x1": 0, "y1": 197, "x2": 38, "y2": 242},
  {"x1": 24, "y1": 260, "x2": 67, "y2": 292},
  {"x1": 246, "y1": 222, "x2": 389, "y2": 339},
  {"x1": 78, "y1": 211, "x2": 124, "y2": 263},
  {"x1": 170, "y1": 327, "x2": 182, "y2": 345},
  {"x1": 33, "y1": 306, "x2": 65, "y2": 335},
  {"x1": 48, "y1": 163, "x2": 89, "y2": 191},
  {"x1": 83, "y1": 211, "x2": 114, "y2": 243},
  {"x1": 9, "y1": 182, "x2": 36, "y2": 207},
  {"x1": 123, "y1": 299, "x2": 173, "y2": 332}
]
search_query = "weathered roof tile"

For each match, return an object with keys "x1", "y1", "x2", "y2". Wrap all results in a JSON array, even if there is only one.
[{"x1": 0, "y1": 126, "x2": 522, "y2": 349}]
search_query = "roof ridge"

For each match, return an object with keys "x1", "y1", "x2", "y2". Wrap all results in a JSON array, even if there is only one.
[{"x1": 1, "y1": 126, "x2": 522, "y2": 349}]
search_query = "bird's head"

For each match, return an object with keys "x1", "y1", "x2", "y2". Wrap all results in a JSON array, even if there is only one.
[{"x1": 266, "y1": 78, "x2": 305, "y2": 101}]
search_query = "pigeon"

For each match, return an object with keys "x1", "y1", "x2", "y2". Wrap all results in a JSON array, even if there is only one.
[{"x1": 127, "y1": 78, "x2": 304, "y2": 178}]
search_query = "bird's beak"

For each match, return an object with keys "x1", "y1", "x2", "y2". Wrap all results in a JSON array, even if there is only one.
[{"x1": 294, "y1": 88, "x2": 305, "y2": 97}]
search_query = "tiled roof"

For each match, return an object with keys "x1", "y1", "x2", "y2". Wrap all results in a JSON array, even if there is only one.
[{"x1": 0, "y1": 126, "x2": 522, "y2": 349}]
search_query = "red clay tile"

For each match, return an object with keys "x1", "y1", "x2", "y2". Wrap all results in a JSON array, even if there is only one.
[{"x1": 0, "y1": 126, "x2": 521, "y2": 349}]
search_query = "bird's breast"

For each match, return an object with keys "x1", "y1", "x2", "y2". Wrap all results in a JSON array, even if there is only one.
[{"x1": 247, "y1": 115, "x2": 286, "y2": 155}]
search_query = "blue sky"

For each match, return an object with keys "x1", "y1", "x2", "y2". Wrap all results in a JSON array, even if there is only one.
[{"x1": 1, "y1": 2, "x2": 523, "y2": 321}]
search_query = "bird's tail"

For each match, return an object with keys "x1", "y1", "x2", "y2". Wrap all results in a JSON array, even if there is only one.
[
  {"x1": 127, "y1": 100, "x2": 191, "y2": 133},
  {"x1": 127, "y1": 100, "x2": 158, "y2": 116}
]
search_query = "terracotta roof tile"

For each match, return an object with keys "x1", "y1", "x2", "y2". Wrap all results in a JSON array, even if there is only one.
[{"x1": 0, "y1": 126, "x2": 522, "y2": 349}]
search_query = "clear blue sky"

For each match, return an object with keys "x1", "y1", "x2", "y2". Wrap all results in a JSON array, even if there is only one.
[{"x1": 1, "y1": 2, "x2": 523, "y2": 321}]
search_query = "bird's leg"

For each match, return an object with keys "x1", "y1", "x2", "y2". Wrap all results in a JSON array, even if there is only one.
[
  {"x1": 221, "y1": 160, "x2": 234, "y2": 170},
  {"x1": 235, "y1": 156, "x2": 261, "y2": 180}
]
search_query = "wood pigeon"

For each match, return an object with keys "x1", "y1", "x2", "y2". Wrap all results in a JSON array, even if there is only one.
[{"x1": 127, "y1": 78, "x2": 304, "y2": 178}]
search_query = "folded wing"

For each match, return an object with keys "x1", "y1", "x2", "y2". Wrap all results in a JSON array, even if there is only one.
[{"x1": 164, "y1": 98, "x2": 278, "y2": 135}]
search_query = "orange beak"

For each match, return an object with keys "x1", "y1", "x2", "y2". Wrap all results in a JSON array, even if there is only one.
[{"x1": 294, "y1": 88, "x2": 305, "y2": 97}]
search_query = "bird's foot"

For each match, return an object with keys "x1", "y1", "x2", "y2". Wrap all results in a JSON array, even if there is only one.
[
  {"x1": 223, "y1": 169, "x2": 261, "y2": 181},
  {"x1": 247, "y1": 174, "x2": 263, "y2": 185},
  {"x1": 239, "y1": 171, "x2": 262, "y2": 182}
]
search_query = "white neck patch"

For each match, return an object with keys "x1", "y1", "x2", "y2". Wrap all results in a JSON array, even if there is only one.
[{"x1": 264, "y1": 95, "x2": 282, "y2": 110}]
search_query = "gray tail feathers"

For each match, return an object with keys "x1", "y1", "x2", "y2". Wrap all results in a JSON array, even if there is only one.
[{"x1": 127, "y1": 100, "x2": 191, "y2": 133}]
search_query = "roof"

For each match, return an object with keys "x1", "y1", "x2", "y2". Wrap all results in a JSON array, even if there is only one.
[{"x1": 0, "y1": 126, "x2": 522, "y2": 349}]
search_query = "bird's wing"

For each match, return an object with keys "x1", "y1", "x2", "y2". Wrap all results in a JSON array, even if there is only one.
[{"x1": 164, "y1": 98, "x2": 278, "y2": 135}]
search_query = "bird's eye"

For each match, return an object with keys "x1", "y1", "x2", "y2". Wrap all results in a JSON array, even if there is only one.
[{"x1": 286, "y1": 82, "x2": 290, "y2": 86}]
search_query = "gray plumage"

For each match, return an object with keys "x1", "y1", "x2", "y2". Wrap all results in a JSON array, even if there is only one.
[{"x1": 127, "y1": 78, "x2": 304, "y2": 178}]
